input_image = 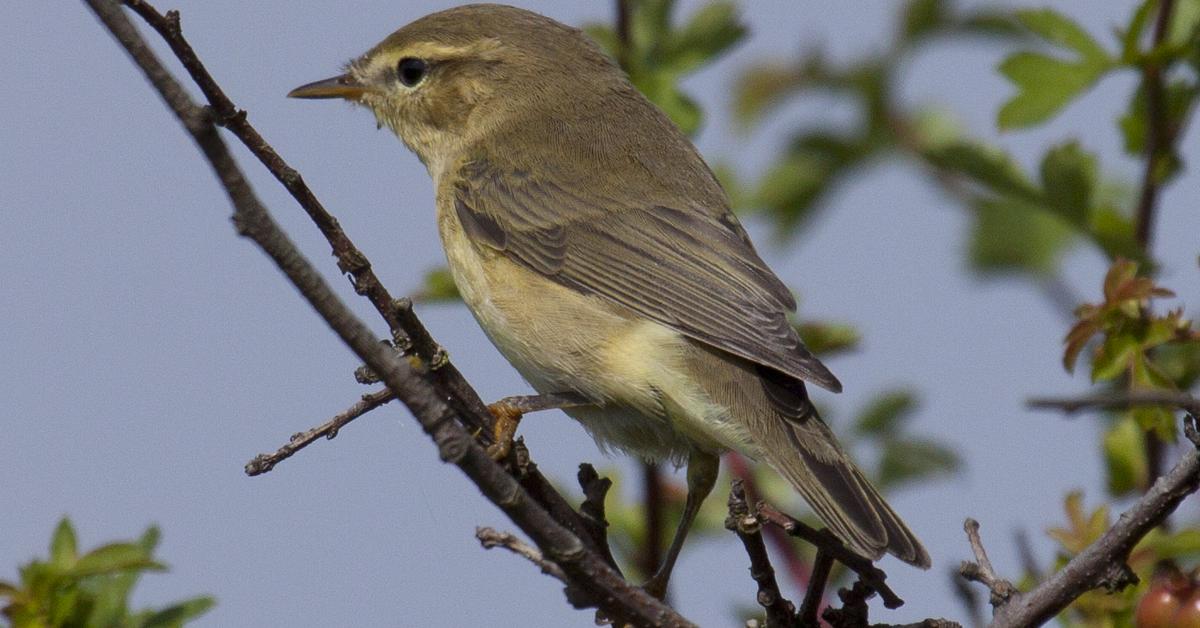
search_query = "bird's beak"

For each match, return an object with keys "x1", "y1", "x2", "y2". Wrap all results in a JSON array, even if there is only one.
[{"x1": 287, "y1": 74, "x2": 368, "y2": 100}]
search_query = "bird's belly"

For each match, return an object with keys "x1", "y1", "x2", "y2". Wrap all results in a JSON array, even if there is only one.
[{"x1": 437, "y1": 210, "x2": 731, "y2": 460}]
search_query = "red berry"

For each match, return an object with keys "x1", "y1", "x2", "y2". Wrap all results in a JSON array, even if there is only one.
[
  {"x1": 1137, "y1": 584, "x2": 1182, "y2": 628},
  {"x1": 1174, "y1": 589, "x2": 1200, "y2": 628}
]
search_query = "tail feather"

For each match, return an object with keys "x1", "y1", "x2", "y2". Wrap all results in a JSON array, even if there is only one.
[{"x1": 755, "y1": 366, "x2": 931, "y2": 568}]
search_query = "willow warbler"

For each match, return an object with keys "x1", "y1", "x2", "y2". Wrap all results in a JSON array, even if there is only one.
[{"x1": 290, "y1": 3, "x2": 930, "y2": 595}]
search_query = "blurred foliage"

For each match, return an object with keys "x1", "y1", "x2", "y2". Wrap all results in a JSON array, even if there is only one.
[
  {"x1": 1044, "y1": 492, "x2": 1200, "y2": 627},
  {"x1": 585, "y1": 0, "x2": 746, "y2": 135},
  {"x1": 0, "y1": 519, "x2": 213, "y2": 628}
]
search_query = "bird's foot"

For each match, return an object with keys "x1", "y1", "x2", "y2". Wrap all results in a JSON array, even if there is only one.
[{"x1": 484, "y1": 400, "x2": 524, "y2": 460}]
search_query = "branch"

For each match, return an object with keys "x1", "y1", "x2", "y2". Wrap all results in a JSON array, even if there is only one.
[
  {"x1": 958, "y1": 520, "x2": 1017, "y2": 608},
  {"x1": 245, "y1": 388, "x2": 395, "y2": 476},
  {"x1": 798, "y1": 550, "x2": 833, "y2": 628},
  {"x1": 84, "y1": 2, "x2": 690, "y2": 625},
  {"x1": 726, "y1": 480, "x2": 797, "y2": 627},
  {"x1": 1133, "y1": 0, "x2": 1177, "y2": 250},
  {"x1": 477, "y1": 527, "x2": 567, "y2": 582},
  {"x1": 727, "y1": 453, "x2": 817, "y2": 608},
  {"x1": 757, "y1": 502, "x2": 904, "y2": 609},
  {"x1": 119, "y1": 0, "x2": 620, "y2": 575},
  {"x1": 121, "y1": 0, "x2": 494, "y2": 438},
  {"x1": 1027, "y1": 390, "x2": 1200, "y2": 416},
  {"x1": 961, "y1": 415, "x2": 1200, "y2": 627},
  {"x1": 577, "y1": 463, "x2": 623, "y2": 575}
]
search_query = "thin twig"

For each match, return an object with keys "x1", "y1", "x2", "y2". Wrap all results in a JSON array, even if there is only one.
[
  {"x1": 245, "y1": 388, "x2": 395, "y2": 475},
  {"x1": 757, "y1": 502, "x2": 904, "y2": 609},
  {"x1": 84, "y1": 3, "x2": 691, "y2": 624},
  {"x1": 577, "y1": 464, "x2": 623, "y2": 576},
  {"x1": 1133, "y1": 0, "x2": 1178, "y2": 484},
  {"x1": 639, "y1": 461, "x2": 667, "y2": 583},
  {"x1": 1133, "y1": 0, "x2": 1177, "y2": 251},
  {"x1": 798, "y1": 550, "x2": 833, "y2": 628},
  {"x1": 727, "y1": 453, "x2": 816, "y2": 604},
  {"x1": 958, "y1": 519, "x2": 1017, "y2": 608},
  {"x1": 727, "y1": 480, "x2": 797, "y2": 628},
  {"x1": 1027, "y1": 391, "x2": 1200, "y2": 416},
  {"x1": 117, "y1": 0, "x2": 625, "y2": 580},
  {"x1": 121, "y1": 0, "x2": 494, "y2": 437},
  {"x1": 477, "y1": 527, "x2": 568, "y2": 582},
  {"x1": 963, "y1": 415, "x2": 1200, "y2": 627}
]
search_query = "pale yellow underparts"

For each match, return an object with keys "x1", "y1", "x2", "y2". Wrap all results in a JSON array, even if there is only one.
[{"x1": 436, "y1": 194, "x2": 754, "y2": 464}]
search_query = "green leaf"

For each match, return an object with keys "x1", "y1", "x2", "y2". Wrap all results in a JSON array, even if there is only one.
[
  {"x1": 70, "y1": 543, "x2": 161, "y2": 577},
  {"x1": 142, "y1": 596, "x2": 216, "y2": 627},
  {"x1": 413, "y1": 266, "x2": 460, "y2": 303},
  {"x1": 900, "y1": 0, "x2": 948, "y2": 43},
  {"x1": 877, "y1": 439, "x2": 960, "y2": 489},
  {"x1": 734, "y1": 62, "x2": 803, "y2": 123},
  {"x1": 997, "y1": 51, "x2": 1109, "y2": 129},
  {"x1": 1119, "y1": 1, "x2": 1157, "y2": 62},
  {"x1": 1089, "y1": 206, "x2": 1141, "y2": 261},
  {"x1": 969, "y1": 197, "x2": 1074, "y2": 275},
  {"x1": 139, "y1": 525, "x2": 162, "y2": 553},
  {"x1": 1103, "y1": 414, "x2": 1148, "y2": 495},
  {"x1": 795, "y1": 322, "x2": 861, "y2": 357},
  {"x1": 662, "y1": 1, "x2": 746, "y2": 75},
  {"x1": 1092, "y1": 333, "x2": 1140, "y2": 381},
  {"x1": 921, "y1": 140, "x2": 1041, "y2": 201},
  {"x1": 1120, "y1": 80, "x2": 1200, "y2": 158},
  {"x1": 854, "y1": 391, "x2": 918, "y2": 436},
  {"x1": 1141, "y1": 528, "x2": 1200, "y2": 558},
  {"x1": 1039, "y1": 141, "x2": 1096, "y2": 226},
  {"x1": 50, "y1": 518, "x2": 78, "y2": 569},
  {"x1": 1015, "y1": 8, "x2": 1109, "y2": 61},
  {"x1": 1168, "y1": 0, "x2": 1200, "y2": 49}
]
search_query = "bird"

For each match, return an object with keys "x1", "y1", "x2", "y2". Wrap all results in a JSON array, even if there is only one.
[{"x1": 289, "y1": 2, "x2": 930, "y2": 597}]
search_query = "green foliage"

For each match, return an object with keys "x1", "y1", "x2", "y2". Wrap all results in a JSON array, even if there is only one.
[
  {"x1": 412, "y1": 266, "x2": 460, "y2": 303},
  {"x1": 0, "y1": 518, "x2": 214, "y2": 628},
  {"x1": 1063, "y1": 259, "x2": 1199, "y2": 495},
  {"x1": 997, "y1": 9, "x2": 1114, "y2": 129},
  {"x1": 847, "y1": 390, "x2": 960, "y2": 491},
  {"x1": 1048, "y1": 491, "x2": 1200, "y2": 626},
  {"x1": 795, "y1": 321, "x2": 861, "y2": 358},
  {"x1": 586, "y1": 0, "x2": 747, "y2": 135}
]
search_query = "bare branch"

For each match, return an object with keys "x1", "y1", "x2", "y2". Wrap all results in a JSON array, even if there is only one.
[
  {"x1": 958, "y1": 519, "x2": 1017, "y2": 608},
  {"x1": 477, "y1": 527, "x2": 568, "y2": 582},
  {"x1": 756, "y1": 502, "x2": 904, "y2": 609},
  {"x1": 245, "y1": 388, "x2": 395, "y2": 476},
  {"x1": 726, "y1": 480, "x2": 797, "y2": 627},
  {"x1": 1028, "y1": 391, "x2": 1200, "y2": 416},
  {"x1": 120, "y1": 0, "x2": 494, "y2": 438},
  {"x1": 577, "y1": 464, "x2": 623, "y2": 575},
  {"x1": 962, "y1": 415, "x2": 1200, "y2": 627},
  {"x1": 83, "y1": 2, "x2": 691, "y2": 624},
  {"x1": 798, "y1": 550, "x2": 832, "y2": 628},
  {"x1": 1133, "y1": 0, "x2": 1177, "y2": 250}
]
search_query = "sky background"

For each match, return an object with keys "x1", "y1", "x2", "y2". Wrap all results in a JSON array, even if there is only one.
[{"x1": 3, "y1": 1, "x2": 1198, "y2": 626}]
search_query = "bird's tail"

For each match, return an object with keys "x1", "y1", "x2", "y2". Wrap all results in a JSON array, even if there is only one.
[{"x1": 752, "y1": 367, "x2": 931, "y2": 568}]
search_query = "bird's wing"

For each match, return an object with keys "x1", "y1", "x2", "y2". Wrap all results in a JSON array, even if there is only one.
[{"x1": 451, "y1": 158, "x2": 841, "y2": 392}]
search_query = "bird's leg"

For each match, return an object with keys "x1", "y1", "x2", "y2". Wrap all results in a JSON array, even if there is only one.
[
  {"x1": 642, "y1": 449, "x2": 720, "y2": 599},
  {"x1": 483, "y1": 392, "x2": 591, "y2": 460}
]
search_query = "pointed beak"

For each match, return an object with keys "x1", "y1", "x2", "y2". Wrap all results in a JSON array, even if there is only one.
[{"x1": 287, "y1": 74, "x2": 368, "y2": 100}]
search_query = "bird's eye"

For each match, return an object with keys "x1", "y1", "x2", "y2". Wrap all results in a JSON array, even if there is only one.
[{"x1": 397, "y1": 57, "x2": 429, "y2": 87}]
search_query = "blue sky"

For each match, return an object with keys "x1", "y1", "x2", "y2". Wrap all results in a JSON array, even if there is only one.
[{"x1": 3, "y1": 1, "x2": 1198, "y2": 626}]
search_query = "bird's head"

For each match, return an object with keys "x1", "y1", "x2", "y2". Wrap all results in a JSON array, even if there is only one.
[{"x1": 288, "y1": 4, "x2": 623, "y2": 175}]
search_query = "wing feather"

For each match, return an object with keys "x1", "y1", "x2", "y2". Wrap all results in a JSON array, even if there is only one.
[{"x1": 453, "y1": 158, "x2": 841, "y2": 392}]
